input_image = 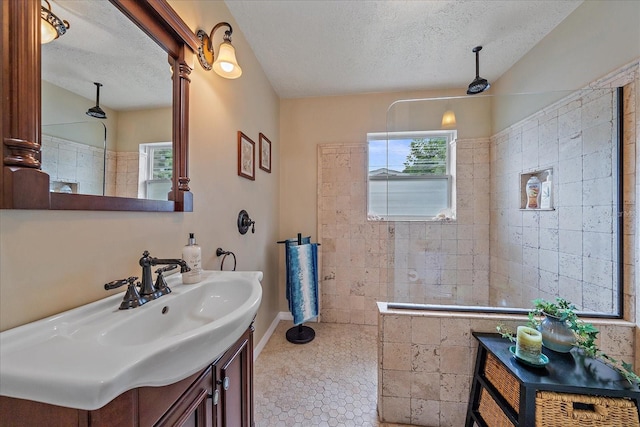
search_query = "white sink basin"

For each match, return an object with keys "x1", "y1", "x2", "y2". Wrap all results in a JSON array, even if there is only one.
[{"x1": 0, "y1": 270, "x2": 262, "y2": 410}]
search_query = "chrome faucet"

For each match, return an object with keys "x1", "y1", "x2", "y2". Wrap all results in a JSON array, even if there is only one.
[{"x1": 104, "y1": 250, "x2": 191, "y2": 310}]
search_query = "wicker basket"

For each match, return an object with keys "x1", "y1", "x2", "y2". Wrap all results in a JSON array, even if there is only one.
[
  {"x1": 535, "y1": 391, "x2": 640, "y2": 427},
  {"x1": 484, "y1": 353, "x2": 520, "y2": 413},
  {"x1": 478, "y1": 388, "x2": 516, "y2": 427}
]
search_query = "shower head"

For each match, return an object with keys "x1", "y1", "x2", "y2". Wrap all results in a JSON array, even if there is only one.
[
  {"x1": 466, "y1": 46, "x2": 490, "y2": 95},
  {"x1": 86, "y1": 82, "x2": 107, "y2": 119}
]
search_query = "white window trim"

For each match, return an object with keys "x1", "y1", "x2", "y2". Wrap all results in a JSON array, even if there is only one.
[
  {"x1": 139, "y1": 142, "x2": 172, "y2": 200},
  {"x1": 367, "y1": 130, "x2": 457, "y2": 221}
]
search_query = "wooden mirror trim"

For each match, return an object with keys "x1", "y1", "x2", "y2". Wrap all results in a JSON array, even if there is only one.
[{"x1": 1, "y1": 0, "x2": 197, "y2": 211}]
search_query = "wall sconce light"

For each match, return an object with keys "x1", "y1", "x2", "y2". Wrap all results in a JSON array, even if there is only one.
[
  {"x1": 441, "y1": 110, "x2": 456, "y2": 128},
  {"x1": 41, "y1": 0, "x2": 70, "y2": 44},
  {"x1": 196, "y1": 22, "x2": 242, "y2": 79}
]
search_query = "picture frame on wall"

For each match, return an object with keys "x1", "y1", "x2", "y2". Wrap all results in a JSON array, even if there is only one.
[
  {"x1": 238, "y1": 131, "x2": 255, "y2": 180},
  {"x1": 259, "y1": 133, "x2": 272, "y2": 173}
]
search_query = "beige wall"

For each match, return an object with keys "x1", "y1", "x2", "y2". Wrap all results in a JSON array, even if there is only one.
[
  {"x1": 42, "y1": 79, "x2": 172, "y2": 152},
  {"x1": 0, "y1": 1, "x2": 281, "y2": 345},
  {"x1": 116, "y1": 108, "x2": 172, "y2": 152},
  {"x1": 42, "y1": 80, "x2": 118, "y2": 150},
  {"x1": 493, "y1": 1, "x2": 640, "y2": 94}
]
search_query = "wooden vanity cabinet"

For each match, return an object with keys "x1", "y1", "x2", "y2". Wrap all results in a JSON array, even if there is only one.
[
  {"x1": 213, "y1": 326, "x2": 254, "y2": 427},
  {"x1": 0, "y1": 326, "x2": 254, "y2": 427}
]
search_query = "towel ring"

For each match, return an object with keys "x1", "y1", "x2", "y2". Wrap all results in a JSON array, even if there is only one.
[{"x1": 216, "y1": 247, "x2": 237, "y2": 271}]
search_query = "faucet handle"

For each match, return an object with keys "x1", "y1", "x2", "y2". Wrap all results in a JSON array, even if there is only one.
[
  {"x1": 157, "y1": 265, "x2": 178, "y2": 273},
  {"x1": 104, "y1": 276, "x2": 138, "y2": 290},
  {"x1": 154, "y1": 267, "x2": 175, "y2": 296},
  {"x1": 120, "y1": 277, "x2": 147, "y2": 310}
]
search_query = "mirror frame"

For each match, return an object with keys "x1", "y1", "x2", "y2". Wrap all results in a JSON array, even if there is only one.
[{"x1": 1, "y1": 0, "x2": 199, "y2": 211}]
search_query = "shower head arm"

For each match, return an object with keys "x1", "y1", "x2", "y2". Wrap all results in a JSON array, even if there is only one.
[
  {"x1": 93, "y1": 82, "x2": 102, "y2": 106},
  {"x1": 473, "y1": 46, "x2": 482, "y2": 78}
]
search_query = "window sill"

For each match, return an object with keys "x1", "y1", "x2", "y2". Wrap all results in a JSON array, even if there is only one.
[{"x1": 367, "y1": 216, "x2": 457, "y2": 223}]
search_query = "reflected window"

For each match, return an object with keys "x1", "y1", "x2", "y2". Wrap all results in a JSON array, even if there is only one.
[
  {"x1": 139, "y1": 142, "x2": 172, "y2": 200},
  {"x1": 367, "y1": 131, "x2": 456, "y2": 220}
]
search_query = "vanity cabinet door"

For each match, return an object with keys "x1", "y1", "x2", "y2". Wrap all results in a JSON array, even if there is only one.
[
  {"x1": 213, "y1": 328, "x2": 254, "y2": 427},
  {"x1": 155, "y1": 366, "x2": 213, "y2": 427}
]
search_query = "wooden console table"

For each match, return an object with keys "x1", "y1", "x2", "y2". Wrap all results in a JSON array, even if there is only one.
[{"x1": 466, "y1": 332, "x2": 640, "y2": 427}]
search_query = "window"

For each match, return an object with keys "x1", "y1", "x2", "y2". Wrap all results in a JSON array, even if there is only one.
[
  {"x1": 139, "y1": 142, "x2": 172, "y2": 200},
  {"x1": 367, "y1": 130, "x2": 456, "y2": 220}
]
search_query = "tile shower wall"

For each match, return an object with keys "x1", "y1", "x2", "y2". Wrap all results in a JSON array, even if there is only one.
[
  {"x1": 318, "y1": 143, "x2": 385, "y2": 326},
  {"x1": 318, "y1": 139, "x2": 491, "y2": 325},
  {"x1": 114, "y1": 152, "x2": 141, "y2": 198},
  {"x1": 42, "y1": 135, "x2": 106, "y2": 196},
  {"x1": 105, "y1": 151, "x2": 138, "y2": 198},
  {"x1": 489, "y1": 81, "x2": 636, "y2": 315},
  {"x1": 42, "y1": 134, "x2": 139, "y2": 199}
]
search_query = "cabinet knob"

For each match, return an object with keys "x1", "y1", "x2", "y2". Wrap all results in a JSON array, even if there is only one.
[
  {"x1": 209, "y1": 389, "x2": 219, "y2": 405},
  {"x1": 216, "y1": 376, "x2": 230, "y2": 391}
]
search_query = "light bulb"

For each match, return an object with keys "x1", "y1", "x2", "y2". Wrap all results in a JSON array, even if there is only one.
[{"x1": 220, "y1": 62, "x2": 234, "y2": 73}]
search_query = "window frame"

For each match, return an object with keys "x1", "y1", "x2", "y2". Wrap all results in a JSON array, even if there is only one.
[
  {"x1": 366, "y1": 130, "x2": 456, "y2": 221},
  {"x1": 139, "y1": 142, "x2": 173, "y2": 200}
]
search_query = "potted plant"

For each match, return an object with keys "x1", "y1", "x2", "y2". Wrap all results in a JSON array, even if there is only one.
[
  {"x1": 530, "y1": 297, "x2": 579, "y2": 353},
  {"x1": 497, "y1": 297, "x2": 640, "y2": 385}
]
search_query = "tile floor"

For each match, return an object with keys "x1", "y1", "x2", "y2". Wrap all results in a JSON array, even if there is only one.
[{"x1": 254, "y1": 321, "x2": 418, "y2": 427}]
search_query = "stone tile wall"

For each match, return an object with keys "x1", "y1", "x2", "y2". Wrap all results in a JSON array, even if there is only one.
[
  {"x1": 41, "y1": 135, "x2": 141, "y2": 198},
  {"x1": 490, "y1": 81, "x2": 636, "y2": 316},
  {"x1": 42, "y1": 134, "x2": 106, "y2": 196},
  {"x1": 114, "y1": 151, "x2": 141, "y2": 198},
  {"x1": 318, "y1": 139, "x2": 491, "y2": 325},
  {"x1": 490, "y1": 91, "x2": 617, "y2": 312}
]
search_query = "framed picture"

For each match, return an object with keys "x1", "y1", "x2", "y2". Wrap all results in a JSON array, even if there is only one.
[
  {"x1": 238, "y1": 131, "x2": 255, "y2": 180},
  {"x1": 259, "y1": 133, "x2": 272, "y2": 173}
]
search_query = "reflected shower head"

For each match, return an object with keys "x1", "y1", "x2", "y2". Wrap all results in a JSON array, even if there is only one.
[
  {"x1": 86, "y1": 82, "x2": 107, "y2": 119},
  {"x1": 467, "y1": 46, "x2": 490, "y2": 95}
]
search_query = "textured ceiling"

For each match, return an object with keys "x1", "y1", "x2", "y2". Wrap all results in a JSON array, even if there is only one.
[
  {"x1": 225, "y1": 0, "x2": 584, "y2": 98},
  {"x1": 42, "y1": 1, "x2": 583, "y2": 109},
  {"x1": 42, "y1": 0, "x2": 171, "y2": 112}
]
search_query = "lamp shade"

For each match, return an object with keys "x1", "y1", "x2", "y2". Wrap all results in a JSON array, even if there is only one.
[
  {"x1": 212, "y1": 41, "x2": 242, "y2": 79},
  {"x1": 40, "y1": 1, "x2": 69, "y2": 44},
  {"x1": 441, "y1": 110, "x2": 456, "y2": 128},
  {"x1": 41, "y1": 19, "x2": 58, "y2": 43}
]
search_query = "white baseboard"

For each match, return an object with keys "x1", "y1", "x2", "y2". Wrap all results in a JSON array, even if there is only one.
[{"x1": 254, "y1": 312, "x2": 292, "y2": 361}]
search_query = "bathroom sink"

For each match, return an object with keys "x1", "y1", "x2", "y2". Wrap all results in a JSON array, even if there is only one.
[{"x1": 0, "y1": 270, "x2": 262, "y2": 410}]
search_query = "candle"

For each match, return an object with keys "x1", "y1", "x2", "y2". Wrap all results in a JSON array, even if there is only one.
[{"x1": 516, "y1": 326, "x2": 542, "y2": 361}]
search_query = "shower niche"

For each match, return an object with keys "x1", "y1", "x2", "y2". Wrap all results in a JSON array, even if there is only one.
[{"x1": 520, "y1": 168, "x2": 554, "y2": 210}]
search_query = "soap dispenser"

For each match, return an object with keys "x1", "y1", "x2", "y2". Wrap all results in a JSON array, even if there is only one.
[{"x1": 182, "y1": 233, "x2": 202, "y2": 284}]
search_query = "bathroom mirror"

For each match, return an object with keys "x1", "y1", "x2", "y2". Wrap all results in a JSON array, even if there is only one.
[
  {"x1": 380, "y1": 86, "x2": 629, "y2": 317},
  {"x1": 1, "y1": 0, "x2": 199, "y2": 211},
  {"x1": 41, "y1": 0, "x2": 172, "y2": 200}
]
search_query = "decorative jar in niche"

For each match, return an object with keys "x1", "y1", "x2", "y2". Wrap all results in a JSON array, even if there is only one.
[
  {"x1": 538, "y1": 314, "x2": 575, "y2": 353},
  {"x1": 526, "y1": 175, "x2": 541, "y2": 209}
]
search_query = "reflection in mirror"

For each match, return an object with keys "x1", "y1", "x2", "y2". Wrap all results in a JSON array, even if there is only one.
[
  {"x1": 380, "y1": 87, "x2": 628, "y2": 317},
  {"x1": 41, "y1": 0, "x2": 172, "y2": 200},
  {"x1": 42, "y1": 121, "x2": 106, "y2": 195}
]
